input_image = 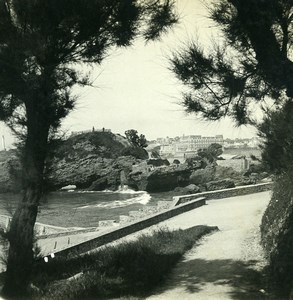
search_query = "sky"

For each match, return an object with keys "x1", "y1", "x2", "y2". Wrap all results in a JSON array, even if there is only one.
[{"x1": 0, "y1": 0, "x2": 259, "y2": 150}]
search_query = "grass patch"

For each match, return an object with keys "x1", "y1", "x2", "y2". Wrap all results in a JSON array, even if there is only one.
[{"x1": 31, "y1": 225, "x2": 217, "y2": 299}]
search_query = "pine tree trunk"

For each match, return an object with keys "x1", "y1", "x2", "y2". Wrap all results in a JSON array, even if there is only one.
[
  {"x1": 2, "y1": 187, "x2": 41, "y2": 296},
  {"x1": 2, "y1": 117, "x2": 49, "y2": 297}
]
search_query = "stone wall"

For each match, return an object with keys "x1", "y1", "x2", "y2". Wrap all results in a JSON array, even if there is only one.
[
  {"x1": 46, "y1": 197, "x2": 206, "y2": 259},
  {"x1": 173, "y1": 182, "x2": 272, "y2": 206},
  {"x1": 0, "y1": 214, "x2": 81, "y2": 236}
]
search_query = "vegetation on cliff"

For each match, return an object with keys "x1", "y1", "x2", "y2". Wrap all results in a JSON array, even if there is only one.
[
  {"x1": 0, "y1": 150, "x2": 21, "y2": 193},
  {"x1": 260, "y1": 101, "x2": 293, "y2": 297},
  {"x1": 51, "y1": 132, "x2": 132, "y2": 161}
]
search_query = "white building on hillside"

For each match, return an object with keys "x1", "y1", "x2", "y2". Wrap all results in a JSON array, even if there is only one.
[{"x1": 160, "y1": 134, "x2": 224, "y2": 159}]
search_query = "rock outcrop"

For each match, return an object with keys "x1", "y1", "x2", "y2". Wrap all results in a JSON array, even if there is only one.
[
  {"x1": 44, "y1": 131, "x2": 147, "y2": 191},
  {"x1": 127, "y1": 164, "x2": 193, "y2": 192},
  {"x1": 205, "y1": 178, "x2": 235, "y2": 191},
  {"x1": 174, "y1": 184, "x2": 201, "y2": 195},
  {"x1": 189, "y1": 166, "x2": 215, "y2": 185}
]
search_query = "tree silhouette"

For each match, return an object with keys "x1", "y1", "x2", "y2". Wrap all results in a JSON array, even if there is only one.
[
  {"x1": 171, "y1": 0, "x2": 292, "y2": 125},
  {"x1": 258, "y1": 100, "x2": 293, "y2": 174},
  {"x1": 0, "y1": 0, "x2": 177, "y2": 296},
  {"x1": 198, "y1": 143, "x2": 223, "y2": 164},
  {"x1": 125, "y1": 129, "x2": 148, "y2": 148}
]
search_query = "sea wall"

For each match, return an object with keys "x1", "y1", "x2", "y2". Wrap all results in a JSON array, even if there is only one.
[
  {"x1": 173, "y1": 182, "x2": 272, "y2": 206},
  {"x1": 47, "y1": 197, "x2": 206, "y2": 258},
  {"x1": 0, "y1": 214, "x2": 83, "y2": 236}
]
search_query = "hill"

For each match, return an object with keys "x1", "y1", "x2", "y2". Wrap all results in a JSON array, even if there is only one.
[
  {"x1": 0, "y1": 131, "x2": 149, "y2": 192},
  {"x1": 46, "y1": 131, "x2": 148, "y2": 190},
  {"x1": 51, "y1": 131, "x2": 146, "y2": 160}
]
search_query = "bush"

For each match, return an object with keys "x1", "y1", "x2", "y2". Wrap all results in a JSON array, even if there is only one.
[
  {"x1": 189, "y1": 167, "x2": 215, "y2": 185},
  {"x1": 31, "y1": 226, "x2": 218, "y2": 299},
  {"x1": 260, "y1": 172, "x2": 293, "y2": 298},
  {"x1": 120, "y1": 146, "x2": 148, "y2": 159},
  {"x1": 205, "y1": 178, "x2": 235, "y2": 191},
  {"x1": 148, "y1": 158, "x2": 170, "y2": 167},
  {"x1": 259, "y1": 99, "x2": 293, "y2": 298}
]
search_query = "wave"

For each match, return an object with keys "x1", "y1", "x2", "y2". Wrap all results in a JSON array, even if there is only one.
[
  {"x1": 76, "y1": 185, "x2": 143, "y2": 195},
  {"x1": 115, "y1": 185, "x2": 144, "y2": 194},
  {"x1": 76, "y1": 192, "x2": 151, "y2": 210}
]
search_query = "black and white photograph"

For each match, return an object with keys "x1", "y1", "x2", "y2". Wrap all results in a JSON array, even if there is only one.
[{"x1": 0, "y1": 0, "x2": 292, "y2": 299}]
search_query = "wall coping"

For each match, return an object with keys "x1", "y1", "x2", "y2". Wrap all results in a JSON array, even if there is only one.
[
  {"x1": 172, "y1": 182, "x2": 273, "y2": 206},
  {"x1": 41, "y1": 197, "x2": 206, "y2": 258}
]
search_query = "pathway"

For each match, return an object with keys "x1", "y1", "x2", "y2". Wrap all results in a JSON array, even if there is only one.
[{"x1": 144, "y1": 191, "x2": 271, "y2": 300}]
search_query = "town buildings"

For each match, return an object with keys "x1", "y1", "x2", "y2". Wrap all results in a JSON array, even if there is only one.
[
  {"x1": 158, "y1": 134, "x2": 224, "y2": 160},
  {"x1": 147, "y1": 134, "x2": 261, "y2": 172}
]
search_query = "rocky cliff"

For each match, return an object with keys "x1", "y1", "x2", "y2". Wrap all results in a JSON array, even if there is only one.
[
  {"x1": 0, "y1": 132, "x2": 255, "y2": 193},
  {"x1": 0, "y1": 132, "x2": 147, "y2": 192},
  {"x1": 47, "y1": 133, "x2": 218, "y2": 192},
  {"x1": 46, "y1": 131, "x2": 146, "y2": 191},
  {"x1": 127, "y1": 164, "x2": 193, "y2": 192}
]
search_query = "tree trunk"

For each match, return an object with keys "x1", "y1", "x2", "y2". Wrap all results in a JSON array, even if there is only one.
[
  {"x1": 230, "y1": 0, "x2": 293, "y2": 97},
  {"x1": 2, "y1": 116, "x2": 49, "y2": 297},
  {"x1": 2, "y1": 188, "x2": 41, "y2": 296}
]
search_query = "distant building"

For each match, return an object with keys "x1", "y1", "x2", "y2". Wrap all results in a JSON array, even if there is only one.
[
  {"x1": 160, "y1": 134, "x2": 224, "y2": 158},
  {"x1": 223, "y1": 137, "x2": 261, "y2": 149}
]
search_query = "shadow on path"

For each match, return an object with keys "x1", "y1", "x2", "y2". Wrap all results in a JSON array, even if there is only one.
[{"x1": 153, "y1": 258, "x2": 269, "y2": 299}]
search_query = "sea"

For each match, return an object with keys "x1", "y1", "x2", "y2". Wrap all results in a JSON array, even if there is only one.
[{"x1": 0, "y1": 188, "x2": 173, "y2": 228}]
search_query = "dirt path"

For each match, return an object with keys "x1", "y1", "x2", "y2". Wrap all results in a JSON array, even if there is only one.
[{"x1": 147, "y1": 191, "x2": 271, "y2": 300}]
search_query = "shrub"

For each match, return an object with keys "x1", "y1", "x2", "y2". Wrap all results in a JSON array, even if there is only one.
[
  {"x1": 260, "y1": 172, "x2": 293, "y2": 298},
  {"x1": 120, "y1": 146, "x2": 148, "y2": 159},
  {"x1": 259, "y1": 99, "x2": 293, "y2": 298},
  {"x1": 31, "y1": 226, "x2": 217, "y2": 299}
]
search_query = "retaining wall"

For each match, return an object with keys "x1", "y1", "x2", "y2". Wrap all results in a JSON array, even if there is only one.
[
  {"x1": 49, "y1": 197, "x2": 206, "y2": 258},
  {"x1": 172, "y1": 182, "x2": 273, "y2": 206},
  {"x1": 0, "y1": 214, "x2": 84, "y2": 236},
  {"x1": 37, "y1": 227, "x2": 98, "y2": 240}
]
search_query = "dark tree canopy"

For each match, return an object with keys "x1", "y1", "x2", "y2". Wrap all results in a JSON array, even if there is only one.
[
  {"x1": 125, "y1": 129, "x2": 148, "y2": 148},
  {"x1": 0, "y1": 0, "x2": 177, "y2": 133},
  {"x1": 198, "y1": 143, "x2": 223, "y2": 163},
  {"x1": 171, "y1": 0, "x2": 293, "y2": 125},
  {"x1": 258, "y1": 100, "x2": 293, "y2": 174}
]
